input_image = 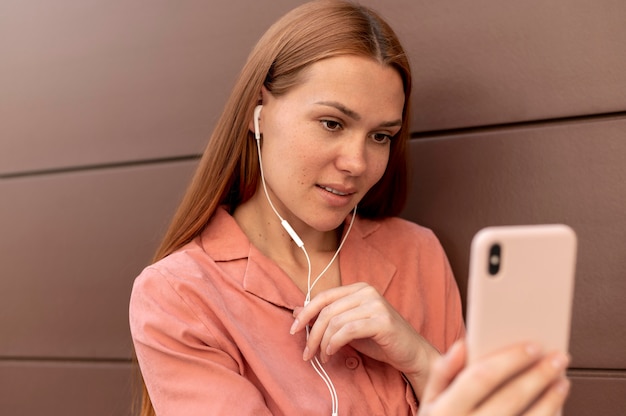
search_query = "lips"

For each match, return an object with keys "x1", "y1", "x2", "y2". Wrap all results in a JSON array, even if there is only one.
[{"x1": 317, "y1": 184, "x2": 354, "y2": 196}]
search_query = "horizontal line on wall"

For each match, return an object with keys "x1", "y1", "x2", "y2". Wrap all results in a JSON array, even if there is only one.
[
  {"x1": 568, "y1": 368, "x2": 626, "y2": 378},
  {"x1": 411, "y1": 110, "x2": 626, "y2": 139},
  {"x1": 0, "y1": 356, "x2": 133, "y2": 365},
  {"x1": 3, "y1": 110, "x2": 624, "y2": 179},
  {"x1": 0, "y1": 154, "x2": 201, "y2": 180}
]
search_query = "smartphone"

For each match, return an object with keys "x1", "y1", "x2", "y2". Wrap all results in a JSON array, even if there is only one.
[{"x1": 466, "y1": 224, "x2": 577, "y2": 364}]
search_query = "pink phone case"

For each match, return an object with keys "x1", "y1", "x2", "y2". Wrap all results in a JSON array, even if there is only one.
[{"x1": 466, "y1": 224, "x2": 577, "y2": 364}]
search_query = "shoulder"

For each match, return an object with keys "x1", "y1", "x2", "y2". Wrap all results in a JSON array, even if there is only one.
[
  {"x1": 354, "y1": 216, "x2": 452, "y2": 284},
  {"x1": 130, "y1": 237, "x2": 233, "y2": 311},
  {"x1": 358, "y1": 216, "x2": 443, "y2": 254},
  {"x1": 136, "y1": 242, "x2": 208, "y2": 286}
]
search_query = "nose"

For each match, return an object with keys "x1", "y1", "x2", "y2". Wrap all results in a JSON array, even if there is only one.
[{"x1": 335, "y1": 135, "x2": 367, "y2": 176}]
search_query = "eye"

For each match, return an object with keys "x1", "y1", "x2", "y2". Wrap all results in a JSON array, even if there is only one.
[
  {"x1": 371, "y1": 132, "x2": 393, "y2": 144},
  {"x1": 321, "y1": 119, "x2": 343, "y2": 132}
]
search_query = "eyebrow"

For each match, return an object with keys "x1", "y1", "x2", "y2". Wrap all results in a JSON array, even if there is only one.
[{"x1": 315, "y1": 101, "x2": 402, "y2": 128}]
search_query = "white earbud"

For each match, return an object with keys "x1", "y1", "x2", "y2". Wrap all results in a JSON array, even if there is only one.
[{"x1": 253, "y1": 105, "x2": 262, "y2": 141}]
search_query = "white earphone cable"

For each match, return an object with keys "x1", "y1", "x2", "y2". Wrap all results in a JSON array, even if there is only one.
[{"x1": 254, "y1": 106, "x2": 354, "y2": 416}]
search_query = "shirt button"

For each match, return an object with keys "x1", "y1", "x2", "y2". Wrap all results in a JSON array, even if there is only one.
[{"x1": 345, "y1": 356, "x2": 360, "y2": 369}]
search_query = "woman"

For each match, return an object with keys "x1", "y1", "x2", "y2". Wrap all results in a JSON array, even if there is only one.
[{"x1": 129, "y1": 1, "x2": 570, "y2": 415}]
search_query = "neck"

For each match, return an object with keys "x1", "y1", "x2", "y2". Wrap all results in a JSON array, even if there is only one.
[
  {"x1": 233, "y1": 192, "x2": 355, "y2": 298},
  {"x1": 233, "y1": 192, "x2": 339, "y2": 265}
]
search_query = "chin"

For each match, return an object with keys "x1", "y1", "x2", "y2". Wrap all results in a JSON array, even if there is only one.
[{"x1": 309, "y1": 214, "x2": 353, "y2": 233}]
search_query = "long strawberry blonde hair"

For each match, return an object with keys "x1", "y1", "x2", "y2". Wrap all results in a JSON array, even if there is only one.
[{"x1": 135, "y1": 1, "x2": 413, "y2": 414}]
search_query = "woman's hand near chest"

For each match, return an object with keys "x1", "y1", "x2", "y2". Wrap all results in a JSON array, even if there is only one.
[{"x1": 290, "y1": 282, "x2": 440, "y2": 399}]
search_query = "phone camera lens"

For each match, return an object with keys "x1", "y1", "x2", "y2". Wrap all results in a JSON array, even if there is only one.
[{"x1": 488, "y1": 244, "x2": 501, "y2": 275}]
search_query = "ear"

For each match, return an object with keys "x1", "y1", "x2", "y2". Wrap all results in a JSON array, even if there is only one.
[
  {"x1": 252, "y1": 105, "x2": 263, "y2": 140},
  {"x1": 248, "y1": 110, "x2": 258, "y2": 137},
  {"x1": 248, "y1": 90, "x2": 266, "y2": 136},
  {"x1": 248, "y1": 87, "x2": 273, "y2": 137}
]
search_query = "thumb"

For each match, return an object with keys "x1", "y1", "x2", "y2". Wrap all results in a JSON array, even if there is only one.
[{"x1": 421, "y1": 340, "x2": 466, "y2": 404}]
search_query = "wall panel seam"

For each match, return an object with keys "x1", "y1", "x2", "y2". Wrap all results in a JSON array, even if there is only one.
[
  {"x1": 0, "y1": 154, "x2": 201, "y2": 180},
  {"x1": 411, "y1": 111, "x2": 626, "y2": 140},
  {"x1": 567, "y1": 368, "x2": 626, "y2": 378},
  {"x1": 0, "y1": 357, "x2": 133, "y2": 364}
]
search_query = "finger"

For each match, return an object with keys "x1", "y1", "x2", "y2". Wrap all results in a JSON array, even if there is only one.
[
  {"x1": 420, "y1": 340, "x2": 466, "y2": 404},
  {"x1": 309, "y1": 286, "x2": 395, "y2": 362},
  {"x1": 303, "y1": 295, "x2": 367, "y2": 361},
  {"x1": 318, "y1": 313, "x2": 378, "y2": 363},
  {"x1": 435, "y1": 342, "x2": 544, "y2": 414},
  {"x1": 473, "y1": 351, "x2": 570, "y2": 416},
  {"x1": 290, "y1": 283, "x2": 368, "y2": 335},
  {"x1": 523, "y1": 377, "x2": 570, "y2": 416},
  {"x1": 317, "y1": 301, "x2": 427, "y2": 372}
]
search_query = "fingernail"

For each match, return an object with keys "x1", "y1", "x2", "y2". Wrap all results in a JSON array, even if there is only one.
[
  {"x1": 525, "y1": 343, "x2": 542, "y2": 357},
  {"x1": 551, "y1": 354, "x2": 570, "y2": 370},
  {"x1": 290, "y1": 319, "x2": 299, "y2": 335},
  {"x1": 302, "y1": 346, "x2": 310, "y2": 361}
]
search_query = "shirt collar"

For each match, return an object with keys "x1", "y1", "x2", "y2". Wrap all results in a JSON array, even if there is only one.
[{"x1": 200, "y1": 207, "x2": 397, "y2": 310}]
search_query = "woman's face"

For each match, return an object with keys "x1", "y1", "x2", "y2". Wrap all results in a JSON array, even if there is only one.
[{"x1": 257, "y1": 55, "x2": 405, "y2": 233}]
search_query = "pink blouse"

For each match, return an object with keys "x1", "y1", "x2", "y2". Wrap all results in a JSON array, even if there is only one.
[{"x1": 129, "y1": 207, "x2": 465, "y2": 415}]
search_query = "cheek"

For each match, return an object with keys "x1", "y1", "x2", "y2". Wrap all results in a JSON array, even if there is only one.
[
  {"x1": 265, "y1": 127, "x2": 315, "y2": 178},
  {"x1": 369, "y1": 148, "x2": 391, "y2": 183}
]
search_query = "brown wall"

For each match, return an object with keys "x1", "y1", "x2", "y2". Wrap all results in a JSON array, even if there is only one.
[{"x1": 1, "y1": 0, "x2": 624, "y2": 414}]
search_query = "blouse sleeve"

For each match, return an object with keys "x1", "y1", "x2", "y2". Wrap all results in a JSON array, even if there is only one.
[
  {"x1": 411, "y1": 225, "x2": 466, "y2": 353},
  {"x1": 441, "y1": 246, "x2": 466, "y2": 347},
  {"x1": 426, "y1": 229, "x2": 466, "y2": 351},
  {"x1": 129, "y1": 267, "x2": 273, "y2": 416}
]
